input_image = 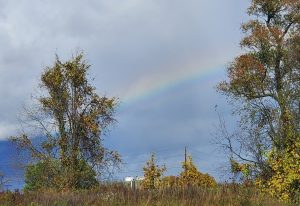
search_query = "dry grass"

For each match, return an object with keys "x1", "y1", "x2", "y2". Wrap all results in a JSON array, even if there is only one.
[{"x1": 0, "y1": 183, "x2": 288, "y2": 206}]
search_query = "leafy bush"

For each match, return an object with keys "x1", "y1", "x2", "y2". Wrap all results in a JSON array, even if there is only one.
[
  {"x1": 180, "y1": 155, "x2": 217, "y2": 188},
  {"x1": 142, "y1": 153, "x2": 166, "y2": 189},
  {"x1": 24, "y1": 159, "x2": 98, "y2": 191}
]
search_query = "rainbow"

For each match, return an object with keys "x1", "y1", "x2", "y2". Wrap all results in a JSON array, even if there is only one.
[{"x1": 121, "y1": 60, "x2": 226, "y2": 107}]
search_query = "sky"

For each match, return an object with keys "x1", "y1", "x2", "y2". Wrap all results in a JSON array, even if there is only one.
[{"x1": 0, "y1": 0, "x2": 250, "y2": 189}]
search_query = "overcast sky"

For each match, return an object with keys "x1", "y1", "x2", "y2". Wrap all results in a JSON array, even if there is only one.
[{"x1": 0, "y1": 0, "x2": 250, "y2": 189}]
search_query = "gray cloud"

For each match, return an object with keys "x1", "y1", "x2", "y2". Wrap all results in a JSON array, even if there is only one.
[{"x1": 0, "y1": 0, "x2": 249, "y2": 184}]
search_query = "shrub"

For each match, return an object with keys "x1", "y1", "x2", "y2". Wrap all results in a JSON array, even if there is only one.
[
  {"x1": 24, "y1": 158, "x2": 98, "y2": 191},
  {"x1": 180, "y1": 155, "x2": 217, "y2": 188}
]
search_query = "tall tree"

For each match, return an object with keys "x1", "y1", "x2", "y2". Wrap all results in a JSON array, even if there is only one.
[
  {"x1": 217, "y1": 0, "x2": 300, "y2": 201},
  {"x1": 11, "y1": 53, "x2": 121, "y2": 190}
]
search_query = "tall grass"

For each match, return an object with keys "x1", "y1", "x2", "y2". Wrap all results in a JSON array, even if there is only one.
[{"x1": 0, "y1": 183, "x2": 288, "y2": 206}]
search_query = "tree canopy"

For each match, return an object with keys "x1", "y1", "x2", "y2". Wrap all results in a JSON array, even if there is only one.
[{"x1": 11, "y1": 53, "x2": 121, "y2": 190}]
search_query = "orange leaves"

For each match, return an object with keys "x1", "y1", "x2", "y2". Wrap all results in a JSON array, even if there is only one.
[
  {"x1": 220, "y1": 54, "x2": 267, "y2": 98},
  {"x1": 241, "y1": 21, "x2": 271, "y2": 48},
  {"x1": 241, "y1": 20, "x2": 284, "y2": 50},
  {"x1": 229, "y1": 54, "x2": 265, "y2": 81},
  {"x1": 242, "y1": 0, "x2": 300, "y2": 52}
]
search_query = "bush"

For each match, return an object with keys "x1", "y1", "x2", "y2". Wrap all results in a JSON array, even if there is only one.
[
  {"x1": 180, "y1": 155, "x2": 217, "y2": 188},
  {"x1": 24, "y1": 159, "x2": 98, "y2": 191}
]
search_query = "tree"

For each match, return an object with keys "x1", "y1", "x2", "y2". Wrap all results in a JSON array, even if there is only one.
[
  {"x1": 217, "y1": 0, "x2": 300, "y2": 201},
  {"x1": 142, "y1": 153, "x2": 166, "y2": 190},
  {"x1": 11, "y1": 53, "x2": 121, "y2": 190},
  {"x1": 179, "y1": 155, "x2": 216, "y2": 188}
]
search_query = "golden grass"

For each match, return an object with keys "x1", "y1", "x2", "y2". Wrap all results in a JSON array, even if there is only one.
[{"x1": 0, "y1": 183, "x2": 288, "y2": 206}]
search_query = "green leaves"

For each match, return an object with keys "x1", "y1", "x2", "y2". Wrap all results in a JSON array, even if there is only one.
[{"x1": 24, "y1": 159, "x2": 98, "y2": 191}]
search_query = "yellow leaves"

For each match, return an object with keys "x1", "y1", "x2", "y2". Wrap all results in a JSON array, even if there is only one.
[
  {"x1": 256, "y1": 145, "x2": 300, "y2": 202},
  {"x1": 41, "y1": 64, "x2": 64, "y2": 90},
  {"x1": 180, "y1": 156, "x2": 217, "y2": 188},
  {"x1": 16, "y1": 52, "x2": 120, "y2": 191},
  {"x1": 161, "y1": 176, "x2": 179, "y2": 189},
  {"x1": 142, "y1": 154, "x2": 216, "y2": 190},
  {"x1": 230, "y1": 159, "x2": 252, "y2": 179},
  {"x1": 142, "y1": 154, "x2": 166, "y2": 189},
  {"x1": 230, "y1": 159, "x2": 242, "y2": 174}
]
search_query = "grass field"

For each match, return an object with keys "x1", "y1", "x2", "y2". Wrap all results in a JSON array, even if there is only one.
[{"x1": 0, "y1": 183, "x2": 288, "y2": 206}]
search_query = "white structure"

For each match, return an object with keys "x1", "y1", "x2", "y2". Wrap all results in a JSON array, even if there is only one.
[
  {"x1": 136, "y1": 176, "x2": 144, "y2": 181},
  {"x1": 124, "y1": 176, "x2": 136, "y2": 189},
  {"x1": 124, "y1": 176, "x2": 135, "y2": 182},
  {"x1": 124, "y1": 176, "x2": 145, "y2": 189}
]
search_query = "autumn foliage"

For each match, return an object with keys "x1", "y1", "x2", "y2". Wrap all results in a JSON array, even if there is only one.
[
  {"x1": 218, "y1": 0, "x2": 300, "y2": 202},
  {"x1": 142, "y1": 153, "x2": 166, "y2": 189},
  {"x1": 11, "y1": 53, "x2": 121, "y2": 191},
  {"x1": 179, "y1": 156, "x2": 217, "y2": 188},
  {"x1": 142, "y1": 154, "x2": 216, "y2": 190}
]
